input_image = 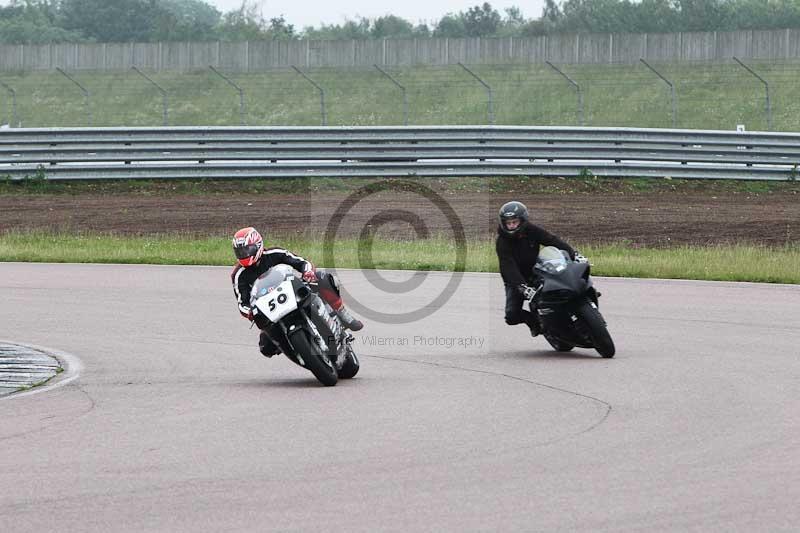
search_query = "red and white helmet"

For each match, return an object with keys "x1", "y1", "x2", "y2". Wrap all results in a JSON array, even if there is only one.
[{"x1": 232, "y1": 227, "x2": 264, "y2": 267}]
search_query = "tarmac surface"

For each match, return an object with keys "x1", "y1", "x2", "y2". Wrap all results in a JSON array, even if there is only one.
[{"x1": 1, "y1": 262, "x2": 799, "y2": 532}]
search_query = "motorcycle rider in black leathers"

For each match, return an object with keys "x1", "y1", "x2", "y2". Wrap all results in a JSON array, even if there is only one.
[
  {"x1": 231, "y1": 226, "x2": 363, "y2": 358},
  {"x1": 496, "y1": 201, "x2": 576, "y2": 337}
]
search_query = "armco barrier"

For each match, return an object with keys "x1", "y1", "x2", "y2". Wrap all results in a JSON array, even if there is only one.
[{"x1": 0, "y1": 126, "x2": 798, "y2": 181}]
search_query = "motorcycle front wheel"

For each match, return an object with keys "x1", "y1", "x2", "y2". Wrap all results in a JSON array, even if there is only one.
[
  {"x1": 544, "y1": 333, "x2": 574, "y2": 352},
  {"x1": 576, "y1": 301, "x2": 616, "y2": 358},
  {"x1": 290, "y1": 329, "x2": 339, "y2": 386}
]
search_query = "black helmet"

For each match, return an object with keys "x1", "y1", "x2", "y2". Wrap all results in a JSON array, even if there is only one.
[{"x1": 498, "y1": 201, "x2": 529, "y2": 236}]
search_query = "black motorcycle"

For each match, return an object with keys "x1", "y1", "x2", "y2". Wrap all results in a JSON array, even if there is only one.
[
  {"x1": 523, "y1": 246, "x2": 615, "y2": 358},
  {"x1": 250, "y1": 264, "x2": 360, "y2": 386}
]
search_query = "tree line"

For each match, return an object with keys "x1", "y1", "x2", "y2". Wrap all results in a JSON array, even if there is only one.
[{"x1": 3, "y1": 0, "x2": 800, "y2": 44}]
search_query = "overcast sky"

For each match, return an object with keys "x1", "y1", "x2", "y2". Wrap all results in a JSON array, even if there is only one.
[{"x1": 206, "y1": 0, "x2": 546, "y2": 29}]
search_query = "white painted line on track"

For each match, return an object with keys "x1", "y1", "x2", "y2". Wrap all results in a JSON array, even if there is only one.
[{"x1": 0, "y1": 340, "x2": 83, "y2": 401}]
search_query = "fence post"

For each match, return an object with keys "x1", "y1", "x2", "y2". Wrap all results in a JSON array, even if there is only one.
[
  {"x1": 56, "y1": 67, "x2": 91, "y2": 126},
  {"x1": 132, "y1": 67, "x2": 169, "y2": 126},
  {"x1": 733, "y1": 56, "x2": 773, "y2": 131},
  {"x1": 292, "y1": 65, "x2": 327, "y2": 126},
  {"x1": 374, "y1": 64, "x2": 408, "y2": 125},
  {"x1": 0, "y1": 79, "x2": 18, "y2": 127},
  {"x1": 457, "y1": 62, "x2": 495, "y2": 125},
  {"x1": 209, "y1": 65, "x2": 246, "y2": 126},
  {"x1": 545, "y1": 61, "x2": 584, "y2": 126},
  {"x1": 639, "y1": 58, "x2": 677, "y2": 128}
]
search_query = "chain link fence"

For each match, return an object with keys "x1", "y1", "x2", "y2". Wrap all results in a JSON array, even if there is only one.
[{"x1": 0, "y1": 60, "x2": 799, "y2": 131}]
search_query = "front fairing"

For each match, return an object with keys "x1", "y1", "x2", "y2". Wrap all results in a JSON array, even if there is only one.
[
  {"x1": 251, "y1": 264, "x2": 296, "y2": 303},
  {"x1": 539, "y1": 263, "x2": 590, "y2": 301},
  {"x1": 534, "y1": 247, "x2": 590, "y2": 304},
  {"x1": 250, "y1": 265, "x2": 307, "y2": 329}
]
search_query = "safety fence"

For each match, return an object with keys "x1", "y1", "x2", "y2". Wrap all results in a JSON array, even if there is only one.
[
  {"x1": 3, "y1": 29, "x2": 800, "y2": 71},
  {"x1": 1, "y1": 126, "x2": 798, "y2": 181},
  {"x1": 1, "y1": 60, "x2": 797, "y2": 132}
]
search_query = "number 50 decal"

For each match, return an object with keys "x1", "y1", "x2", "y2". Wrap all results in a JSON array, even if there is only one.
[
  {"x1": 256, "y1": 281, "x2": 298, "y2": 322},
  {"x1": 268, "y1": 293, "x2": 289, "y2": 311}
]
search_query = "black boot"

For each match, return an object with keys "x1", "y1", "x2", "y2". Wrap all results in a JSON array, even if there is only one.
[
  {"x1": 259, "y1": 332, "x2": 281, "y2": 358},
  {"x1": 336, "y1": 306, "x2": 364, "y2": 331}
]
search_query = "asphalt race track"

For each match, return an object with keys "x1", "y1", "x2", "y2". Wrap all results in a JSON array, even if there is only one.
[{"x1": 1, "y1": 263, "x2": 799, "y2": 532}]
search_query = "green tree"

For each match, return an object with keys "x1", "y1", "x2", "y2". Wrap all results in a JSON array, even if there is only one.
[
  {"x1": 0, "y1": 0, "x2": 86, "y2": 43},
  {"x1": 723, "y1": 0, "x2": 800, "y2": 30},
  {"x1": 433, "y1": 13, "x2": 467, "y2": 37},
  {"x1": 628, "y1": 0, "x2": 681, "y2": 33},
  {"x1": 264, "y1": 16, "x2": 296, "y2": 39},
  {"x1": 153, "y1": 0, "x2": 221, "y2": 41},
  {"x1": 303, "y1": 17, "x2": 371, "y2": 39},
  {"x1": 675, "y1": 0, "x2": 732, "y2": 31},
  {"x1": 371, "y1": 15, "x2": 415, "y2": 38},
  {"x1": 463, "y1": 2, "x2": 502, "y2": 36},
  {"x1": 495, "y1": 6, "x2": 529, "y2": 36},
  {"x1": 59, "y1": 0, "x2": 165, "y2": 41},
  {"x1": 217, "y1": 0, "x2": 269, "y2": 40},
  {"x1": 412, "y1": 23, "x2": 432, "y2": 37},
  {"x1": 520, "y1": 0, "x2": 561, "y2": 36}
]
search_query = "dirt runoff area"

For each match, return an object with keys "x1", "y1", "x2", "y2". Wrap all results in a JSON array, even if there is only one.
[{"x1": 0, "y1": 177, "x2": 798, "y2": 247}]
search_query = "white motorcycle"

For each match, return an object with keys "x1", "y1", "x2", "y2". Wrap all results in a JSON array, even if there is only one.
[{"x1": 250, "y1": 265, "x2": 360, "y2": 386}]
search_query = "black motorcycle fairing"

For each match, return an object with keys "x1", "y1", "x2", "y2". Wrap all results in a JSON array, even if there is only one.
[
  {"x1": 531, "y1": 248, "x2": 600, "y2": 348},
  {"x1": 585, "y1": 285, "x2": 601, "y2": 306},
  {"x1": 525, "y1": 246, "x2": 614, "y2": 356},
  {"x1": 272, "y1": 289, "x2": 346, "y2": 365},
  {"x1": 304, "y1": 293, "x2": 346, "y2": 360},
  {"x1": 536, "y1": 309, "x2": 595, "y2": 349},
  {"x1": 537, "y1": 261, "x2": 591, "y2": 306}
]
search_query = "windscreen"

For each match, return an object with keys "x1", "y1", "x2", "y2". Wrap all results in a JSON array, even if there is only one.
[
  {"x1": 535, "y1": 246, "x2": 569, "y2": 275},
  {"x1": 250, "y1": 264, "x2": 296, "y2": 303}
]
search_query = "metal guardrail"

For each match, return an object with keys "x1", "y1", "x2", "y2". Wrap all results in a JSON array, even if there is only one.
[{"x1": 0, "y1": 126, "x2": 798, "y2": 181}]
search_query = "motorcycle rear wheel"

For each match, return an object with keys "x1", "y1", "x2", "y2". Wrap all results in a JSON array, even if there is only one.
[
  {"x1": 576, "y1": 301, "x2": 616, "y2": 358},
  {"x1": 290, "y1": 329, "x2": 338, "y2": 386}
]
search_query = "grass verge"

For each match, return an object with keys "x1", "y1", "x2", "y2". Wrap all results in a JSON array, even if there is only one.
[
  {"x1": 1, "y1": 175, "x2": 799, "y2": 196},
  {"x1": 1, "y1": 232, "x2": 798, "y2": 284}
]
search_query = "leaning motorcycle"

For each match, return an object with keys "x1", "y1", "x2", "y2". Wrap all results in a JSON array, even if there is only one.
[
  {"x1": 524, "y1": 246, "x2": 615, "y2": 358},
  {"x1": 250, "y1": 264, "x2": 360, "y2": 386}
]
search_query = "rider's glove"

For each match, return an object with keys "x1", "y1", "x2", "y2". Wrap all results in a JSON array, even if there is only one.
[
  {"x1": 574, "y1": 251, "x2": 589, "y2": 264},
  {"x1": 518, "y1": 284, "x2": 537, "y2": 300},
  {"x1": 244, "y1": 309, "x2": 254, "y2": 321},
  {"x1": 302, "y1": 269, "x2": 318, "y2": 283}
]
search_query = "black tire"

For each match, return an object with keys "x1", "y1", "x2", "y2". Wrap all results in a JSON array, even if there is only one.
[
  {"x1": 576, "y1": 301, "x2": 616, "y2": 358},
  {"x1": 544, "y1": 333, "x2": 574, "y2": 352},
  {"x1": 290, "y1": 329, "x2": 338, "y2": 386},
  {"x1": 338, "y1": 345, "x2": 360, "y2": 379}
]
